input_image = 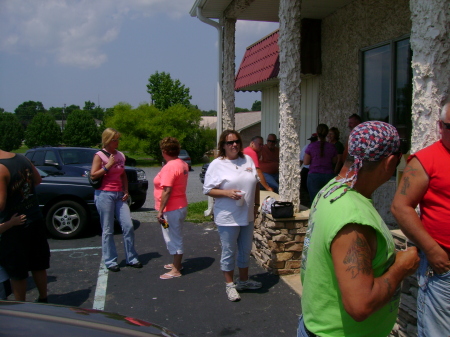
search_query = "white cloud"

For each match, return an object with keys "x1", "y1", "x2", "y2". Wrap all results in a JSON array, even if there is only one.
[{"x1": 0, "y1": 0, "x2": 191, "y2": 68}]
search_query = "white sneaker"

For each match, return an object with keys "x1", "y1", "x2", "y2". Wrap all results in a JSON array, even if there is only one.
[
  {"x1": 225, "y1": 283, "x2": 241, "y2": 302},
  {"x1": 235, "y1": 278, "x2": 262, "y2": 291}
]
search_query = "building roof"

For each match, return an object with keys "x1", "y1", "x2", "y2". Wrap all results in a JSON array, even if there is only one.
[
  {"x1": 200, "y1": 111, "x2": 261, "y2": 131},
  {"x1": 235, "y1": 30, "x2": 279, "y2": 92}
]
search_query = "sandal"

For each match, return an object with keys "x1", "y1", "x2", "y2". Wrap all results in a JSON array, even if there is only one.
[
  {"x1": 160, "y1": 273, "x2": 182, "y2": 280},
  {"x1": 164, "y1": 264, "x2": 184, "y2": 271}
]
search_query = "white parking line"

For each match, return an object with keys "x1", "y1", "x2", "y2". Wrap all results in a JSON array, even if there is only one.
[
  {"x1": 93, "y1": 258, "x2": 108, "y2": 311},
  {"x1": 50, "y1": 246, "x2": 102, "y2": 252},
  {"x1": 50, "y1": 246, "x2": 107, "y2": 311}
]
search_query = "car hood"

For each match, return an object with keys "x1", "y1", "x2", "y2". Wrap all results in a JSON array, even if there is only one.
[
  {"x1": 41, "y1": 175, "x2": 91, "y2": 186},
  {"x1": 0, "y1": 301, "x2": 179, "y2": 337}
]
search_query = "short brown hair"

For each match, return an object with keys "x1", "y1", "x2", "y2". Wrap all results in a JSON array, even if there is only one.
[
  {"x1": 160, "y1": 137, "x2": 181, "y2": 157},
  {"x1": 217, "y1": 130, "x2": 244, "y2": 158}
]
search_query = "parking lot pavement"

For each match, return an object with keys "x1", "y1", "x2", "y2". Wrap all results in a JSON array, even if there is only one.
[{"x1": 21, "y1": 219, "x2": 301, "y2": 337}]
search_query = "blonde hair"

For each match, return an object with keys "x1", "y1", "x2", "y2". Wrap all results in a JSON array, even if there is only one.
[{"x1": 102, "y1": 128, "x2": 121, "y2": 148}]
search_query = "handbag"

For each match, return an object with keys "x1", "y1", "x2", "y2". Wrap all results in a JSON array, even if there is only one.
[
  {"x1": 271, "y1": 201, "x2": 294, "y2": 218},
  {"x1": 87, "y1": 150, "x2": 111, "y2": 189}
]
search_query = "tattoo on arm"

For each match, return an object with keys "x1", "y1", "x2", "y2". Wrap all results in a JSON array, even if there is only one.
[
  {"x1": 400, "y1": 176, "x2": 410, "y2": 195},
  {"x1": 343, "y1": 235, "x2": 372, "y2": 278}
]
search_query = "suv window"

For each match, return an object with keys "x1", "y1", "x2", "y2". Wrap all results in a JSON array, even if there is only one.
[
  {"x1": 30, "y1": 151, "x2": 45, "y2": 166},
  {"x1": 45, "y1": 151, "x2": 58, "y2": 165},
  {"x1": 59, "y1": 149, "x2": 96, "y2": 165}
]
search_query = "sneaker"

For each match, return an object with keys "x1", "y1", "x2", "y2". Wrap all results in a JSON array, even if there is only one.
[
  {"x1": 236, "y1": 278, "x2": 262, "y2": 291},
  {"x1": 225, "y1": 283, "x2": 241, "y2": 302}
]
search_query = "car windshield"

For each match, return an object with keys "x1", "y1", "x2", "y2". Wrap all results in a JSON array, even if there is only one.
[
  {"x1": 179, "y1": 149, "x2": 188, "y2": 156},
  {"x1": 59, "y1": 149, "x2": 97, "y2": 165},
  {"x1": 36, "y1": 167, "x2": 48, "y2": 177}
]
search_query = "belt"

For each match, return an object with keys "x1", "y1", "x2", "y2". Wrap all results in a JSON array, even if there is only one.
[{"x1": 303, "y1": 322, "x2": 319, "y2": 337}]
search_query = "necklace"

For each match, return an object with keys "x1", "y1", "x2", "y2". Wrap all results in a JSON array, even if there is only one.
[
  {"x1": 337, "y1": 174, "x2": 345, "y2": 180},
  {"x1": 228, "y1": 157, "x2": 239, "y2": 169}
]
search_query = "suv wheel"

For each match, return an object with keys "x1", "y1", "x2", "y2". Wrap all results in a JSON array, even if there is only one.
[{"x1": 46, "y1": 200, "x2": 87, "y2": 239}]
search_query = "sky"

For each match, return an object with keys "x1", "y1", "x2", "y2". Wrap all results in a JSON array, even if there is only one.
[{"x1": 0, "y1": 0, "x2": 279, "y2": 114}]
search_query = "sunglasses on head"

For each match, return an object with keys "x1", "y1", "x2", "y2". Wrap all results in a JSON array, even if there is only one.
[{"x1": 225, "y1": 140, "x2": 240, "y2": 146}]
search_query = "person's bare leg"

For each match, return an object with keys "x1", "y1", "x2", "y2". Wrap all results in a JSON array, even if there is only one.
[
  {"x1": 11, "y1": 279, "x2": 27, "y2": 301},
  {"x1": 223, "y1": 270, "x2": 234, "y2": 283},
  {"x1": 31, "y1": 270, "x2": 47, "y2": 300},
  {"x1": 238, "y1": 267, "x2": 249, "y2": 282},
  {"x1": 165, "y1": 254, "x2": 183, "y2": 276}
]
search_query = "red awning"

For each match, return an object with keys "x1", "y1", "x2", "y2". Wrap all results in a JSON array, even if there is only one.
[{"x1": 235, "y1": 30, "x2": 279, "y2": 91}]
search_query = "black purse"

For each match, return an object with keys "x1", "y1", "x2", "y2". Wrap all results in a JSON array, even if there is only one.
[
  {"x1": 271, "y1": 201, "x2": 294, "y2": 218},
  {"x1": 88, "y1": 150, "x2": 110, "y2": 189}
]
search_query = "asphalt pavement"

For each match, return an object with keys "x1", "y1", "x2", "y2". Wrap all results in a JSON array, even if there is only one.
[{"x1": 18, "y1": 166, "x2": 302, "y2": 336}]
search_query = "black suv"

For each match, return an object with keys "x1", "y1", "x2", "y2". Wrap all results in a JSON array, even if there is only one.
[{"x1": 25, "y1": 147, "x2": 148, "y2": 210}]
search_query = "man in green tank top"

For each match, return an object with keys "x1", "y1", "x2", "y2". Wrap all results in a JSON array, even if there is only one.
[{"x1": 298, "y1": 121, "x2": 420, "y2": 337}]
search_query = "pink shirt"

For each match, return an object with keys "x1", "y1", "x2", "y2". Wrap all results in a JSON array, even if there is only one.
[
  {"x1": 97, "y1": 150, "x2": 125, "y2": 192},
  {"x1": 153, "y1": 158, "x2": 189, "y2": 212},
  {"x1": 243, "y1": 146, "x2": 259, "y2": 168}
]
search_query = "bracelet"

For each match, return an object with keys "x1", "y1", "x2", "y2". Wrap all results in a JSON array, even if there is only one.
[{"x1": 103, "y1": 166, "x2": 109, "y2": 172}]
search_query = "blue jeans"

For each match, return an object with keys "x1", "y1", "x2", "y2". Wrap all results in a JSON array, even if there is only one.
[
  {"x1": 417, "y1": 251, "x2": 450, "y2": 337},
  {"x1": 94, "y1": 190, "x2": 139, "y2": 268},
  {"x1": 307, "y1": 173, "x2": 335, "y2": 202},
  {"x1": 262, "y1": 172, "x2": 279, "y2": 193},
  {"x1": 297, "y1": 315, "x2": 317, "y2": 337},
  {"x1": 217, "y1": 223, "x2": 254, "y2": 271}
]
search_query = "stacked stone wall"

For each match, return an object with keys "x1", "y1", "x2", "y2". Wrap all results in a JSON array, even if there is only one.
[{"x1": 252, "y1": 211, "x2": 309, "y2": 275}]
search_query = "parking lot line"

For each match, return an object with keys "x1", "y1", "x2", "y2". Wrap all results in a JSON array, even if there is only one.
[
  {"x1": 93, "y1": 258, "x2": 108, "y2": 311},
  {"x1": 50, "y1": 246, "x2": 102, "y2": 253}
]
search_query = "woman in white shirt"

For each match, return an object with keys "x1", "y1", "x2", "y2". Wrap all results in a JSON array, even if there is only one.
[{"x1": 203, "y1": 130, "x2": 261, "y2": 302}]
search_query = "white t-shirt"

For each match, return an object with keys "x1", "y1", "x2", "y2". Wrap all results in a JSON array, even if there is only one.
[{"x1": 203, "y1": 155, "x2": 258, "y2": 226}]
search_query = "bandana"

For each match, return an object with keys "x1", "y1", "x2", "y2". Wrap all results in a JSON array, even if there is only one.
[{"x1": 323, "y1": 121, "x2": 400, "y2": 202}]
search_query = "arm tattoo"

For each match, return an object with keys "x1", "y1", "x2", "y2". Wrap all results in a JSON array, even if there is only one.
[
  {"x1": 400, "y1": 176, "x2": 410, "y2": 195},
  {"x1": 343, "y1": 235, "x2": 372, "y2": 278},
  {"x1": 383, "y1": 278, "x2": 392, "y2": 295}
]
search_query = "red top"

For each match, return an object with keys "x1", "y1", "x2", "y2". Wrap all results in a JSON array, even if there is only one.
[
  {"x1": 243, "y1": 147, "x2": 259, "y2": 168},
  {"x1": 411, "y1": 140, "x2": 450, "y2": 250},
  {"x1": 153, "y1": 159, "x2": 188, "y2": 212}
]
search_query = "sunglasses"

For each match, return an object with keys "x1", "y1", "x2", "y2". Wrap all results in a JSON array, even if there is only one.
[
  {"x1": 267, "y1": 140, "x2": 277, "y2": 143},
  {"x1": 225, "y1": 140, "x2": 240, "y2": 146},
  {"x1": 442, "y1": 121, "x2": 450, "y2": 130}
]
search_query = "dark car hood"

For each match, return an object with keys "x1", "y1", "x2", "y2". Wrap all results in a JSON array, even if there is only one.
[
  {"x1": 0, "y1": 301, "x2": 178, "y2": 337},
  {"x1": 40, "y1": 175, "x2": 91, "y2": 186}
]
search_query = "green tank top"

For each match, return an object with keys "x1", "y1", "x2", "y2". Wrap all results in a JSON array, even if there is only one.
[{"x1": 300, "y1": 179, "x2": 398, "y2": 337}]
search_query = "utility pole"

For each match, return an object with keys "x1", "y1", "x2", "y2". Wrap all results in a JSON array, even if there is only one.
[{"x1": 62, "y1": 103, "x2": 66, "y2": 130}]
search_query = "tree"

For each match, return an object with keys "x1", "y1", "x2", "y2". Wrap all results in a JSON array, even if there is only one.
[
  {"x1": 63, "y1": 110, "x2": 100, "y2": 147},
  {"x1": 106, "y1": 103, "x2": 215, "y2": 164},
  {"x1": 0, "y1": 112, "x2": 24, "y2": 151},
  {"x1": 251, "y1": 100, "x2": 262, "y2": 111},
  {"x1": 146, "y1": 71, "x2": 192, "y2": 110},
  {"x1": 201, "y1": 109, "x2": 217, "y2": 116},
  {"x1": 235, "y1": 107, "x2": 250, "y2": 113},
  {"x1": 14, "y1": 101, "x2": 46, "y2": 129},
  {"x1": 25, "y1": 113, "x2": 61, "y2": 148}
]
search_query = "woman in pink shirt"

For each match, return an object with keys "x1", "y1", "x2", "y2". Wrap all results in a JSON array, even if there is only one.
[
  {"x1": 154, "y1": 137, "x2": 189, "y2": 279},
  {"x1": 91, "y1": 128, "x2": 142, "y2": 272}
]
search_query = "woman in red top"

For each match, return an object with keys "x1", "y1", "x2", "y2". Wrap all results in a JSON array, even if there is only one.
[{"x1": 154, "y1": 137, "x2": 189, "y2": 279}]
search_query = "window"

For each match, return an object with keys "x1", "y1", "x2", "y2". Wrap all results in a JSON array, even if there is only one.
[{"x1": 360, "y1": 37, "x2": 412, "y2": 152}]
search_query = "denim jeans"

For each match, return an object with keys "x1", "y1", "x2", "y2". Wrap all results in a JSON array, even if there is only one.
[
  {"x1": 94, "y1": 190, "x2": 139, "y2": 268},
  {"x1": 307, "y1": 173, "x2": 335, "y2": 202},
  {"x1": 297, "y1": 315, "x2": 317, "y2": 337},
  {"x1": 161, "y1": 207, "x2": 187, "y2": 255},
  {"x1": 417, "y1": 251, "x2": 450, "y2": 337},
  {"x1": 217, "y1": 223, "x2": 254, "y2": 271},
  {"x1": 261, "y1": 172, "x2": 279, "y2": 193}
]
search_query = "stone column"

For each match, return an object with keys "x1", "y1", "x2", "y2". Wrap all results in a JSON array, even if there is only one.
[
  {"x1": 278, "y1": 0, "x2": 301, "y2": 210},
  {"x1": 410, "y1": 0, "x2": 450, "y2": 153},
  {"x1": 222, "y1": 18, "x2": 236, "y2": 131}
]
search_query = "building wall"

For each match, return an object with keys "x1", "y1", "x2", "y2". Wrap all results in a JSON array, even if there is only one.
[
  {"x1": 319, "y1": 0, "x2": 412, "y2": 140},
  {"x1": 240, "y1": 123, "x2": 262, "y2": 147}
]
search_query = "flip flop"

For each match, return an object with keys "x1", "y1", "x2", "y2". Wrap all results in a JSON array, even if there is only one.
[
  {"x1": 160, "y1": 273, "x2": 182, "y2": 280},
  {"x1": 164, "y1": 264, "x2": 184, "y2": 271}
]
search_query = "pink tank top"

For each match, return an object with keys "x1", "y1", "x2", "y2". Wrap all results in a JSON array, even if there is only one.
[{"x1": 96, "y1": 150, "x2": 126, "y2": 192}]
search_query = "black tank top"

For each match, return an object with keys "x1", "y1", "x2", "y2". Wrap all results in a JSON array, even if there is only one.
[{"x1": 0, "y1": 154, "x2": 42, "y2": 224}]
